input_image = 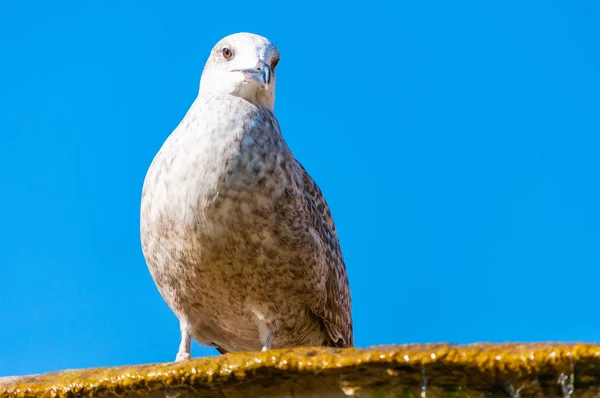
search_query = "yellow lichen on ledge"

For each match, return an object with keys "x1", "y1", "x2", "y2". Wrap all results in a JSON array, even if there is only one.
[{"x1": 2, "y1": 343, "x2": 600, "y2": 397}]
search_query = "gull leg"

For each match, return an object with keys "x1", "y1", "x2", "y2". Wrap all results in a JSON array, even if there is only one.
[
  {"x1": 261, "y1": 332, "x2": 272, "y2": 352},
  {"x1": 175, "y1": 321, "x2": 191, "y2": 362},
  {"x1": 252, "y1": 308, "x2": 273, "y2": 352},
  {"x1": 165, "y1": 322, "x2": 191, "y2": 398}
]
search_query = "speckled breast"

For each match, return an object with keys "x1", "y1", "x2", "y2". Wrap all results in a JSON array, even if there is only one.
[{"x1": 140, "y1": 95, "x2": 320, "y2": 349}]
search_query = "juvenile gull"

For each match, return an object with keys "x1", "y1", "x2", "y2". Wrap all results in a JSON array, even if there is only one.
[{"x1": 140, "y1": 32, "x2": 352, "y2": 360}]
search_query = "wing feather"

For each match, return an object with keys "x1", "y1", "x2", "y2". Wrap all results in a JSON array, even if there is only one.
[{"x1": 296, "y1": 161, "x2": 354, "y2": 347}]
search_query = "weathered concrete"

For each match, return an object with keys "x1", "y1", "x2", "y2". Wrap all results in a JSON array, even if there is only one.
[{"x1": 2, "y1": 344, "x2": 600, "y2": 397}]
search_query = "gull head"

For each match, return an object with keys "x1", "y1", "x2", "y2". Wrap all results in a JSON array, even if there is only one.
[{"x1": 199, "y1": 32, "x2": 280, "y2": 110}]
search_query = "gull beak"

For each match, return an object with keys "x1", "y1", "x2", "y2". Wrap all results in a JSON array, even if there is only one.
[{"x1": 234, "y1": 61, "x2": 272, "y2": 88}]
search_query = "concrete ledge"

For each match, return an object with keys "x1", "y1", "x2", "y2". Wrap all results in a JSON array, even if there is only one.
[{"x1": 2, "y1": 343, "x2": 600, "y2": 397}]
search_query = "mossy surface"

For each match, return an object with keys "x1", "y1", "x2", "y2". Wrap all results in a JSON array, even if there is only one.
[{"x1": 2, "y1": 343, "x2": 600, "y2": 397}]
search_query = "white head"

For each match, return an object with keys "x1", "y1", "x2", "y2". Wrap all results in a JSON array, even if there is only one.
[{"x1": 199, "y1": 32, "x2": 280, "y2": 111}]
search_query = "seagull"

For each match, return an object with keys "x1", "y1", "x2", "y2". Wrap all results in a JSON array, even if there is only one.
[{"x1": 140, "y1": 32, "x2": 353, "y2": 361}]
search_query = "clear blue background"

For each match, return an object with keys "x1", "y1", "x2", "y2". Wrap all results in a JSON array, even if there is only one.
[{"x1": 1, "y1": 0, "x2": 599, "y2": 377}]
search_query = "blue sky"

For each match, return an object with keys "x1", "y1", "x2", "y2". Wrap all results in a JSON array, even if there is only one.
[{"x1": 1, "y1": 0, "x2": 599, "y2": 377}]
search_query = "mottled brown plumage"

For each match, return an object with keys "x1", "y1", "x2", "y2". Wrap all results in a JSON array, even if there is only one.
[{"x1": 140, "y1": 32, "x2": 352, "y2": 360}]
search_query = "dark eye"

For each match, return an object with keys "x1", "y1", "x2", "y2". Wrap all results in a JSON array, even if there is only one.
[
  {"x1": 271, "y1": 57, "x2": 280, "y2": 70},
  {"x1": 222, "y1": 46, "x2": 233, "y2": 60}
]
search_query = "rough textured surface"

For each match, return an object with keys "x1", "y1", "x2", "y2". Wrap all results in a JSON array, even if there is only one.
[{"x1": 3, "y1": 343, "x2": 600, "y2": 397}]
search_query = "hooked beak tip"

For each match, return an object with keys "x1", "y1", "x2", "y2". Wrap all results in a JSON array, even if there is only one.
[{"x1": 234, "y1": 62, "x2": 272, "y2": 88}]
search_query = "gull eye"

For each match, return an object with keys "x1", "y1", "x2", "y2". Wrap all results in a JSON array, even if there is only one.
[
  {"x1": 271, "y1": 57, "x2": 280, "y2": 70},
  {"x1": 222, "y1": 46, "x2": 233, "y2": 60}
]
